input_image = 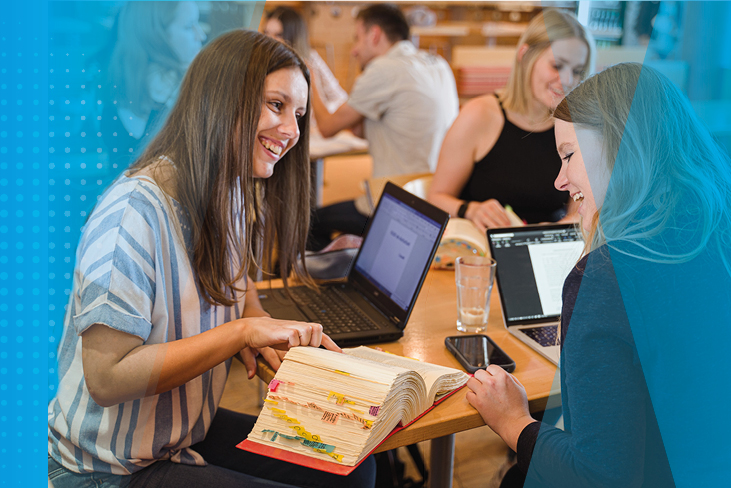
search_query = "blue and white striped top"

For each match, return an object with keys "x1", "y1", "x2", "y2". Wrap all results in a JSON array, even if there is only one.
[{"x1": 48, "y1": 174, "x2": 244, "y2": 474}]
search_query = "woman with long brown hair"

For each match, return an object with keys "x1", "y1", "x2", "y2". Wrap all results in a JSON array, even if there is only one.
[{"x1": 48, "y1": 30, "x2": 375, "y2": 488}]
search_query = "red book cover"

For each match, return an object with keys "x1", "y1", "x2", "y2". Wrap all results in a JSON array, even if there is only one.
[{"x1": 237, "y1": 384, "x2": 466, "y2": 475}]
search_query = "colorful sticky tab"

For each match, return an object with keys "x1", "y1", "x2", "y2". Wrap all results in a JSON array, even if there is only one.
[
  {"x1": 321, "y1": 411, "x2": 340, "y2": 424},
  {"x1": 327, "y1": 391, "x2": 356, "y2": 406},
  {"x1": 369, "y1": 406, "x2": 380, "y2": 417},
  {"x1": 327, "y1": 452, "x2": 344, "y2": 462},
  {"x1": 302, "y1": 439, "x2": 335, "y2": 453},
  {"x1": 268, "y1": 379, "x2": 281, "y2": 392},
  {"x1": 273, "y1": 412, "x2": 300, "y2": 424}
]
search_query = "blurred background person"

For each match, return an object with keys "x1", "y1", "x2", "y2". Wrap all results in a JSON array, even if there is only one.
[
  {"x1": 427, "y1": 9, "x2": 594, "y2": 232},
  {"x1": 263, "y1": 5, "x2": 348, "y2": 132},
  {"x1": 101, "y1": 1, "x2": 206, "y2": 173},
  {"x1": 308, "y1": 3, "x2": 458, "y2": 251}
]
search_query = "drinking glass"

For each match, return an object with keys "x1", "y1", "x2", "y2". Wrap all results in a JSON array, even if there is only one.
[{"x1": 455, "y1": 256, "x2": 497, "y2": 333}]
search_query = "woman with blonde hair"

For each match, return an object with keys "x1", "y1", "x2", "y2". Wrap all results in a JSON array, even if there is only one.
[
  {"x1": 102, "y1": 2, "x2": 207, "y2": 170},
  {"x1": 428, "y1": 9, "x2": 594, "y2": 231},
  {"x1": 466, "y1": 62, "x2": 731, "y2": 487}
]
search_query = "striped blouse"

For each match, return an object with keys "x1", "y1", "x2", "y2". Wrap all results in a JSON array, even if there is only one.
[{"x1": 48, "y1": 174, "x2": 244, "y2": 474}]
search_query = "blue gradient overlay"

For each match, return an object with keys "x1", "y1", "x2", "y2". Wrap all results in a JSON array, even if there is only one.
[
  {"x1": 4, "y1": 0, "x2": 731, "y2": 485},
  {"x1": 3, "y1": 1, "x2": 266, "y2": 484},
  {"x1": 525, "y1": 2, "x2": 731, "y2": 486}
]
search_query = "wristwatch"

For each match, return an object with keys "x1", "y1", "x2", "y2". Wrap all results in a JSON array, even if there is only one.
[{"x1": 457, "y1": 201, "x2": 470, "y2": 219}]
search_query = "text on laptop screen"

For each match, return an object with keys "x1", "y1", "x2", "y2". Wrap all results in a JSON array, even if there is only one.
[
  {"x1": 489, "y1": 227, "x2": 583, "y2": 323},
  {"x1": 354, "y1": 193, "x2": 442, "y2": 310}
]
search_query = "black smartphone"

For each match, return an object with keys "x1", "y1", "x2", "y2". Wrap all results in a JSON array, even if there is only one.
[{"x1": 445, "y1": 334, "x2": 516, "y2": 373}]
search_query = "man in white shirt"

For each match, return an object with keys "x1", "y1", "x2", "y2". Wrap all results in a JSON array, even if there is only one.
[{"x1": 309, "y1": 3, "x2": 459, "y2": 251}]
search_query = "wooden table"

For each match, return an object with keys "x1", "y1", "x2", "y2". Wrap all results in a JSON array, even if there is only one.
[{"x1": 257, "y1": 268, "x2": 559, "y2": 488}]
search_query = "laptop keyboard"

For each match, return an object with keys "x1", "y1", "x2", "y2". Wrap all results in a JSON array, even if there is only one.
[
  {"x1": 521, "y1": 325, "x2": 559, "y2": 347},
  {"x1": 287, "y1": 287, "x2": 380, "y2": 335}
]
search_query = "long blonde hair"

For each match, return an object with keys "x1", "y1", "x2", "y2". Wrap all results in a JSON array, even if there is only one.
[
  {"x1": 501, "y1": 9, "x2": 594, "y2": 114},
  {"x1": 108, "y1": 2, "x2": 185, "y2": 118},
  {"x1": 554, "y1": 63, "x2": 731, "y2": 274}
]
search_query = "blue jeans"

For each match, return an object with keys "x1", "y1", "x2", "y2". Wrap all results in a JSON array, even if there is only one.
[{"x1": 49, "y1": 409, "x2": 376, "y2": 488}]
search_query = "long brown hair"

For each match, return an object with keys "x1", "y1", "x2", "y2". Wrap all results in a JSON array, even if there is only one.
[{"x1": 131, "y1": 30, "x2": 313, "y2": 306}]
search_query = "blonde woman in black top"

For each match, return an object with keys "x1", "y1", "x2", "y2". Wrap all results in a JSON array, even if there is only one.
[{"x1": 427, "y1": 9, "x2": 593, "y2": 231}]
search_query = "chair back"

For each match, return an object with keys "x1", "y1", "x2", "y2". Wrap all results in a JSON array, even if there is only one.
[{"x1": 403, "y1": 175, "x2": 434, "y2": 200}]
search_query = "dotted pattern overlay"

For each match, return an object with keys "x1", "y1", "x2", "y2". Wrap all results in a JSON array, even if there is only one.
[{"x1": 1, "y1": 2, "x2": 49, "y2": 483}]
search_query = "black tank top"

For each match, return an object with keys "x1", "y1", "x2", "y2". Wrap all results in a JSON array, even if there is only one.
[{"x1": 458, "y1": 95, "x2": 567, "y2": 223}]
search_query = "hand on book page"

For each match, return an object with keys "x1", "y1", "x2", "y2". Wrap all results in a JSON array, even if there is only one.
[
  {"x1": 240, "y1": 316, "x2": 341, "y2": 352},
  {"x1": 237, "y1": 317, "x2": 341, "y2": 379},
  {"x1": 239, "y1": 346, "x2": 469, "y2": 473}
]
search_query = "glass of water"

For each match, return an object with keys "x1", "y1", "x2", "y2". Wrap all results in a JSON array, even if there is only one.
[{"x1": 455, "y1": 256, "x2": 497, "y2": 333}]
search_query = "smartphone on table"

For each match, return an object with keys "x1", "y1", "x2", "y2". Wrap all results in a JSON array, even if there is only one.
[{"x1": 445, "y1": 334, "x2": 516, "y2": 373}]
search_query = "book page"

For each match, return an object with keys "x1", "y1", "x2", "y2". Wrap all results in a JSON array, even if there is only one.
[{"x1": 344, "y1": 347, "x2": 468, "y2": 404}]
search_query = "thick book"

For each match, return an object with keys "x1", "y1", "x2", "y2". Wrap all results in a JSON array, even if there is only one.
[
  {"x1": 434, "y1": 211, "x2": 523, "y2": 269},
  {"x1": 237, "y1": 346, "x2": 470, "y2": 475}
]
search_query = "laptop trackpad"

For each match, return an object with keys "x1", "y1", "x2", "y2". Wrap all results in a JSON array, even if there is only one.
[{"x1": 259, "y1": 292, "x2": 309, "y2": 322}]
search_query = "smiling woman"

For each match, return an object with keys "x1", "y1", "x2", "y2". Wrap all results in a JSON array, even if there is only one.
[
  {"x1": 466, "y1": 62, "x2": 731, "y2": 488},
  {"x1": 427, "y1": 9, "x2": 595, "y2": 231},
  {"x1": 254, "y1": 67, "x2": 309, "y2": 179},
  {"x1": 102, "y1": 2, "x2": 207, "y2": 172},
  {"x1": 47, "y1": 30, "x2": 375, "y2": 488}
]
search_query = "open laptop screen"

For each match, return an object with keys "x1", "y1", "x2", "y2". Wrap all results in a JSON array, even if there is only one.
[
  {"x1": 488, "y1": 225, "x2": 584, "y2": 325},
  {"x1": 353, "y1": 192, "x2": 442, "y2": 311}
]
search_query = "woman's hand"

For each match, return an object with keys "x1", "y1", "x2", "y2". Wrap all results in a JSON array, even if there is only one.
[
  {"x1": 238, "y1": 316, "x2": 341, "y2": 379},
  {"x1": 466, "y1": 365, "x2": 535, "y2": 451},
  {"x1": 465, "y1": 199, "x2": 512, "y2": 232}
]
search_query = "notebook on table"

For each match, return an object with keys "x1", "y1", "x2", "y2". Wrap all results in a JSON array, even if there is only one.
[
  {"x1": 258, "y1": 182, "x2": 449, "y2": 347},
  {"x1": 487, "y1": 224, "x2": 584, "y2": 365}
]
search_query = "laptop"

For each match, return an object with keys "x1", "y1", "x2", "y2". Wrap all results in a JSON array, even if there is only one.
[
  {"x1": 259, "y1": 182, "x2": 449, "y2": 347},
  {"x1": 487, "y1": 224, "x2": 584, "y2": 365}
]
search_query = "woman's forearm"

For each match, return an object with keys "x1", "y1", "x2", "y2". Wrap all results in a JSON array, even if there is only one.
[
  {"x1": 428, "y1": 191, "x2": 464, "y2": 217},
  {"x1": 82, "y1": 320, "x2": 247, "y2": 407}
]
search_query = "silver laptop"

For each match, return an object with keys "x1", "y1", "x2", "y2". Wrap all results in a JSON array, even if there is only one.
[{"x1": 487, "y1": 224, "x2": 584, "y2": 365}]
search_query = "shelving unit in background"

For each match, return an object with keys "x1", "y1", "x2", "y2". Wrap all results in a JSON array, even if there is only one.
[{"x1": 579, "y1": 1, "x2": 626, "y2": 48}]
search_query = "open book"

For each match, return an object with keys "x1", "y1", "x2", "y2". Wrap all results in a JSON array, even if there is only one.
[
  {"x1": 237, "y1": 346, "x2": 469, "y2": 475},
  {"x1": 434, "y1": 208, "x2": 523, "y2": 269}
]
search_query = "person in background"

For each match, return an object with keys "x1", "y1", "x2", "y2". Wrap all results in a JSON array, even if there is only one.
[
  {"x1": 262, "y1": 5, "x2": 348, "y2": 130},
  {"x1": 308, "y1": 3, "x2": 459, "y2": 252},
  {"x1": 427, "y1": 9, "x2": 594, "y2": 232},
  {"x1": 101, "y1": 1, "x2": 206, "y2": 172},
  {"x1": 48, "y1": 30, "x2": 375, "y2": 488},
  {"x1": 466, "y1": 63, "x2": 731, "y2": 487}
]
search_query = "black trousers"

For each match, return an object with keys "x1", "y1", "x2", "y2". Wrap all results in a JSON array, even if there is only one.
[{"x1": 308, "y1": 200, "x2": 369, "y2": 252}]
